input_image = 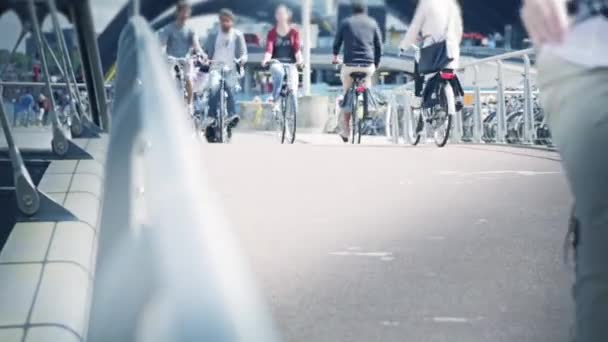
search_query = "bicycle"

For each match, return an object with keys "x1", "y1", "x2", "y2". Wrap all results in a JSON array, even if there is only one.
[
  {"x1": 334, "y1": 62, "x2": 373, "y2": 144},
  {"x1": 204, "y1": 59, "x2": 242, "y2": 144},
  {"x1": 404, "y1": 45, "x2": 457, "y2": 148},
  {"x1": 266, "y1": 59, "x2": 301, "y2": 144}
]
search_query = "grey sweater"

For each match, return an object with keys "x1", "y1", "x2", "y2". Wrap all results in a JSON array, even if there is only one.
[
  {"x1": 333, "y1": 14, "x2": 383, "y2": 67},
  {"x1": 203, "y1": 29, "x2": 248, "y2": 62}
]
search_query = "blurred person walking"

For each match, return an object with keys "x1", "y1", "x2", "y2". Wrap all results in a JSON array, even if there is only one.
[{"x1": 521, "y1": 0, "x2": 608, "y2": 341}]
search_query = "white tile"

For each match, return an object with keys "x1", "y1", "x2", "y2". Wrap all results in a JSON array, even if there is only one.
[
  {"x1": 30, "y1": 264, "x2": 89, "y2": 337},
  {"x1": 75, "y1": 160, "x2": 104, "y2": 179},
  {"x1": 26, "y1": 326, "x2": 80, "y2": 342},
  {"x1": 0, "y1": 328, "x2": 24, "y2": 342},
  {"x1": 45, "y1": 161, "x2": 78, "y2": 175},
  {"x1": 63, "y1": 192, "x2": 100, "y2": 228},
  {"x1": 69, "y1": 174, "x2": 103, "y2": 198},
  {"x1": 0, "y1": 223, "x2": 54, "y2": 263},
  {"x1": 37, "y1": 174, "x2": 72, "y2": 194},
  {"x1": 0, "y1": 264, "x2": 42, "y2": 326},
  {"x1": 48, "y1": 222, "x2": 95, "y2": 271},
  {"x1": 46, "y1": 192, "x2": 67, "y2": 206}
]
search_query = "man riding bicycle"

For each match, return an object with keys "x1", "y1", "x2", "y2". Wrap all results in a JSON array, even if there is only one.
[
  {"x1": 202, "y1": 8, "x2": 247, "y2": 131},
  {"x1": 158, "y1": 0, "x2": 204, "y2": 115},
  {"x1": 332, "y1": 1, "x2": 383, "y2": 143}
]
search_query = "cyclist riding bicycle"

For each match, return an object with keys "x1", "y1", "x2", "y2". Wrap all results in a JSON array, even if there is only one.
[
  {"x1": 332, "y1": 1, "x2": 383, "y2": 143},
  {"x1": 261, "y1": 4, "x2": 304, "y2": 116},
  {"x1": 158, "y1": 0, "x2": 204, "y2": 115},
  {"x1": 202, "y1": 8, "x2": 247, "y2": 132},
  {"x1": 399, "y1": 0, "x2": 464, "y2": 120}
]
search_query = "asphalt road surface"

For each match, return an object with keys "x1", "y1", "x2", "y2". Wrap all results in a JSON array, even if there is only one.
[{"x1": 204, "y1": 132, "x2": 573, "y2": 342}]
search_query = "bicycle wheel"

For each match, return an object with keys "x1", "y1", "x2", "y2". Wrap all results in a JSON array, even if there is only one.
[
  {"x1": 276, "y1": 96, "x2": 287, "y2": 144},
  {"x1": 351, "y1": 94, "x2": 363, "y2": 145},
  {"x1": 433, "y1": 84, "x2": 453, "y2": 148},
  {"x1": 217, "y1": 88, "x2": 225, "y2": 143},
  {"x1": 285, "y1": 92, "x2": 297, "y2": 144},
  {"x1": 409, "y1": 108, "x2": 423, "y2": 146}
]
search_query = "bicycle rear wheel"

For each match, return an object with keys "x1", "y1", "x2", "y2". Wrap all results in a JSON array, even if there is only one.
[
  {"x1": 409, "y1": 108, "x2": 423, "y2": 146},
  {"x1": 351, "y1": 94, "x2": 362, "y2": 145},
  {"x1": 433, "y1": 84, "x2": 452, "y2": 148}
]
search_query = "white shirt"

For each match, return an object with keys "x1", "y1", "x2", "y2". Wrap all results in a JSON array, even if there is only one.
[
  {"x1": 214, "y1": 29, "x2": 237, "y2": 65},
  {"x1": 399, "y1": 0, "x2": 464, "y2": 69},
  {"x1": 542, "y1": 16, "x2": 608, "y2": 68}
]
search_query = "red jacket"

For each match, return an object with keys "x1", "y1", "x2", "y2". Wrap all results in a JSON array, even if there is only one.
[{"x1": 265, "y1": 27, "x2": 301, "y2": 55}]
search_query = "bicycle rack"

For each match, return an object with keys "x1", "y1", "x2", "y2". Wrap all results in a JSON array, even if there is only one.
[
  {"x1": 522, "y1": 54, "x2": 536, "y2": 144},
  {"x1": 472, "y1": 65, "x2": 483, "y2": 143},
  {"x1": 495, "y1": 60, "x2": 507, "y2": 144}
]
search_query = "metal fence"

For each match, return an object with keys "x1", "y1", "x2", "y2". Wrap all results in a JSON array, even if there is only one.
[{"x1": 384, "y1": 48, "x2": 549, "y2": 147}]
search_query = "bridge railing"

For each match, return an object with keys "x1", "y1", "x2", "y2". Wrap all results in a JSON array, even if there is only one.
[
  {"x1": 387, "y1": 48, "x2": 545, "y2": 146},
  {"x1": 87, "y1": 15, "x2": 278, "y2": 342}
]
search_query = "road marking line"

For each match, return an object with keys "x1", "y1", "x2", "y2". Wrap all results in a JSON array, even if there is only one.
[
  {"x1": 439, "y1": 170, "x2": 560, "y2": 177},
  {"x1": 381, "y1": 321, "x2": 400, "y2": 327},
  {"x1": 432, "y1": 317, "x2": 470, "y2": 323}
]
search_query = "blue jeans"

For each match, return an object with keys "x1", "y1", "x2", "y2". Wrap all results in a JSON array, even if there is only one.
[
  {"x1": 207, "y1": 69, "x2": 237, "y2": 118},
  {"x1": 270, "y1": 63, "x2": 299, "y2": 113}
]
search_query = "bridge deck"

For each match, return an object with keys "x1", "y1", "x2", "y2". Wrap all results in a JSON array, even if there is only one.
[{"x1": 205, "y1": 132, "x2": 572, "y2": 341}]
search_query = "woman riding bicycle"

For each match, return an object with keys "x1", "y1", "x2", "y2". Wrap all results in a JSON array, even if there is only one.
[
  {"x1": 261, "y1": 4, "x2": 303, "y2": 114},
  {"x1": 399, "y1": 0, "x2": 464, "y2": 117}
]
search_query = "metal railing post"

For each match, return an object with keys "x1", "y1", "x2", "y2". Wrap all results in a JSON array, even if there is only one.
[
  {"x1": 452, "y1": 94, "x2": 463, "y2": 144},
  {"x1": 27, "y1": 0, "x2": 71, "y2": 156},
  {"x1": 47, "y1": 0, "x2": 91, "y2": 131},
  {"x1": 70, "y1": 0, "x2": 110, "y2": 131},
  {"x1": 495, "y1": 60, "x2": 507, "y2": 144},
  {"x1": 0, "y1": 33, "x2": 41, "y2": 216},
  {"x1": 523, "y1": 54, "x2": 536, "y2": 144},
  {"x1": 42, "y1": 36, "x2": 83, "y2": 136},
  {"x1": 472, "y1": 65, "x2": 482, "y2": 143}
]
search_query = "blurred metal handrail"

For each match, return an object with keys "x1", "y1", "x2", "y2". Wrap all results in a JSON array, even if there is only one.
[
  {"x1": 0, "y1": 81, "x2": 112, "y2": 89},
  {"x1": 459, "y1": 48, "x2": 536, "y2": 70},
  {"x1": 88, "y1": 16, "x2": 279, "y2": 342}
]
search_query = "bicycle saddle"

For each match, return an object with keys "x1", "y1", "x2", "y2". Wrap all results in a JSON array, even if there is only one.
[{"x1": 350, "y1": 72, "x2": 368, "y2": 80}]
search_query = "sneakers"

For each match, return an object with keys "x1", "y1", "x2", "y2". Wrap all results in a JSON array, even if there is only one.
[
  {"x1": 201, "y1": 116, "x2": 215, "y2": 128},
  {"x1": 339, "y1": 134, "x2": 349, "y2": 143},
  {"x1": 227, "y1": 114, "x2": 240, "y2": 129}
]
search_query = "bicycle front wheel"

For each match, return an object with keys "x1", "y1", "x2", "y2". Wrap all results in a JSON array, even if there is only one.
[
  {"x1": 285, "y1": 93, "x2": 297, "y2": 144},
  {"x1": 276, "y1": 98, "x2": 287, "y2": 144}
]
